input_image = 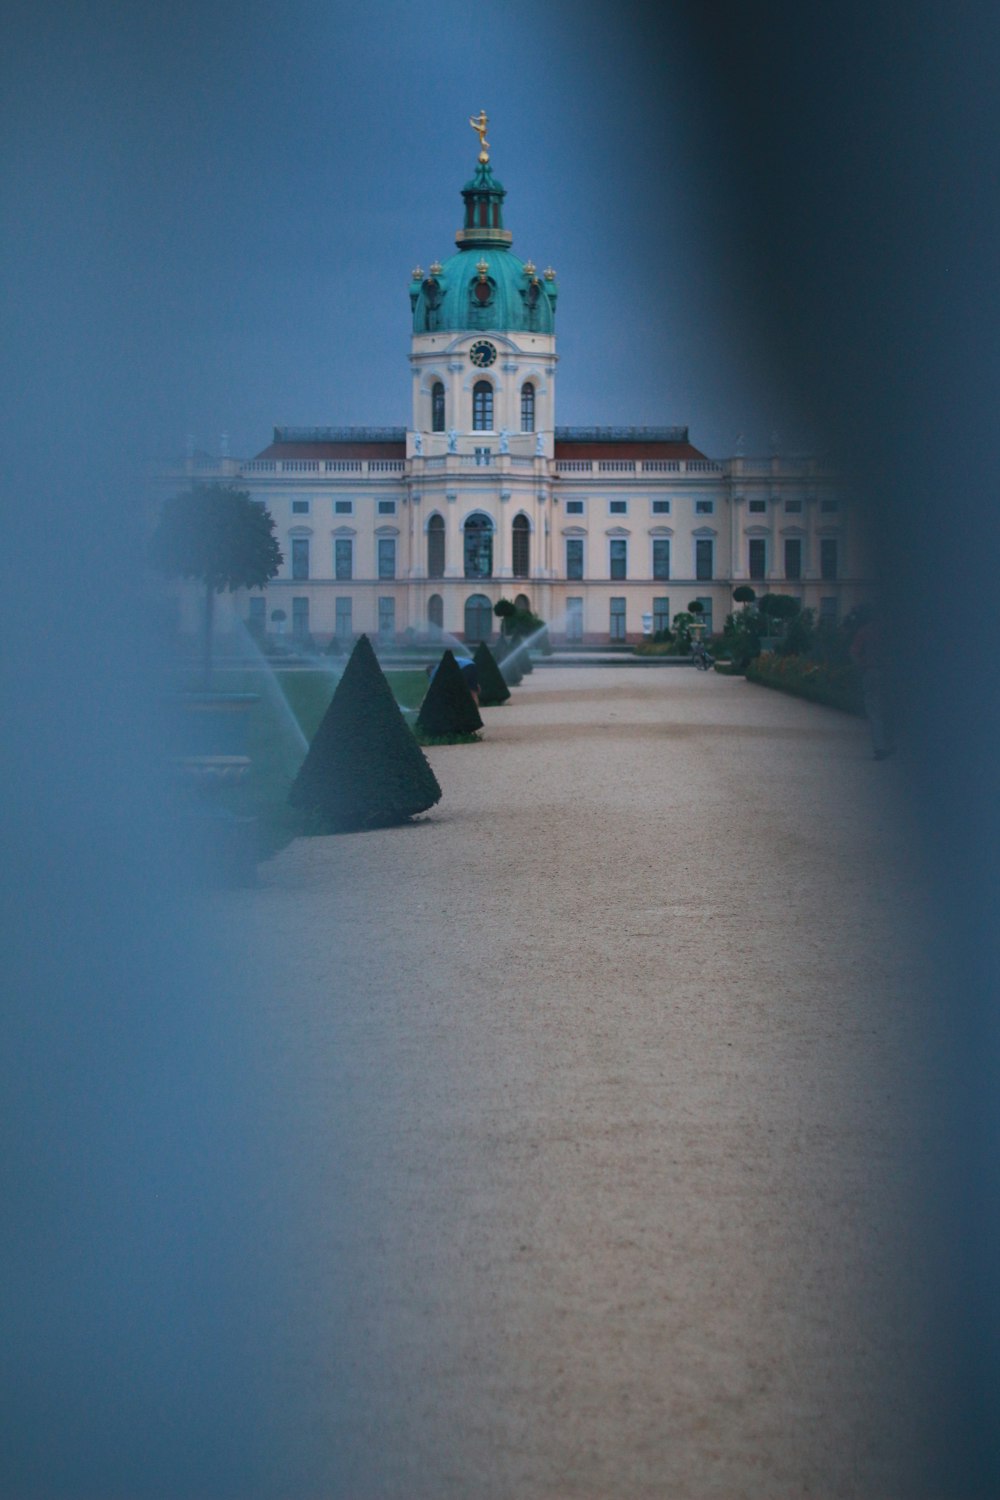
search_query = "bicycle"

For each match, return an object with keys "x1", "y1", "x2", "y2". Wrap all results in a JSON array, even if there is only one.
[{"x1": 691, "y1": 639, "x2": 715, "y2": 671}]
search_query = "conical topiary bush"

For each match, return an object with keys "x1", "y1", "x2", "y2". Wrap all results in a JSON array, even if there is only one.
[
  {"x1": 416, "y1": 649, "x2": 484, "y2": 742},
  {"x1": 474, "y1": 641, "x2": 511, "y2": 706},
  {"x1": 288, "y1": 634, "x2": 441, "y2": 831}
]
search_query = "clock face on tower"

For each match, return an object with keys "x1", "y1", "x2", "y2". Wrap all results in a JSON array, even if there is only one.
[{"x1": 469, "y1": 339, "x2": 497, "y2": 368}]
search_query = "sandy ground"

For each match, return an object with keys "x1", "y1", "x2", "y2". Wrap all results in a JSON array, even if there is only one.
[{"x1": 214, "y1": 666, "x2": 934, "y2": 1499}]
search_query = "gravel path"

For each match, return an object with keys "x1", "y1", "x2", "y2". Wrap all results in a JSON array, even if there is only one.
[{"x1": 217, "y1": 667, "x2": 931, "y2": 1498}]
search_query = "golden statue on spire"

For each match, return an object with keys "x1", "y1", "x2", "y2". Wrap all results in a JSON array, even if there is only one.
[{"x1": 469, "y1": 110, "x2": 490, "y2": 163}]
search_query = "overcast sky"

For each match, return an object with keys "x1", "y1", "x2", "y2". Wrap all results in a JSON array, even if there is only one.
[{"x1": 5, "y1": 0, "x2": 815, "y2": 464}]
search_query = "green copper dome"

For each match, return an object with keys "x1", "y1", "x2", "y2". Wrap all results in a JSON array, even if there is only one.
[{"x1": 410, "y1": 156, "x2": 557, "y2": 335}]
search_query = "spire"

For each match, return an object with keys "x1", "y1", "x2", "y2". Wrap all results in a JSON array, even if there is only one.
[{"x1": 456, "y1": 112, "x2": 513, "y2": 249}]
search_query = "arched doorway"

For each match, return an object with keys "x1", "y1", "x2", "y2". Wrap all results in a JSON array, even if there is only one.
[
  {"x1": 427, "y1": 513, "x2": 445, "y2": 578},
  {"x1": 427, "y1": 593, "x2": 444, "y2": 638},
  {"x1": 512, "y1": 515, "x2": 530, "y2": 579},
  {"x1": 463, "y1": 513, "x2": 494, "y2": 578},
  {"x1": 464, "y1": 593, "x2": 493, "y2": 643}
]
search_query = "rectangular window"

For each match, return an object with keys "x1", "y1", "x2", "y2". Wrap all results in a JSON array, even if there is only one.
[
  {"x1": 291, "y1": 538, "x2": 309, "y2": 580},
  {"x1": 377, "y1": 537, "x2": 396, "y2": 579},
  {"x1": 820, "y1": 596, "x2": 838, "y2": 625},
  {"x1": 565, "y1": 537, "x2": 584, "y2": 580},
  {"x1": 748, "y1": 499, "x2": 767, "y2": 513},
  {"x1": 292, "y1": 500, "x2": 310, "y2": 514},
  {"x1": 334, "y1": 538, "x2": 353, "y2": 580},
  {"x1": 695, "y1": 596, "x2": 713, "y2": 635},
  {"x1": 610, "y1": 538, "x2": 627, "y2": 580},
  {"x1": 378, "y1": 596, "x2": 395, "y2": 640},
  {"x1": 784, "y1": 499, "x2": 802, "y2": 513},
  {"x1": 821, "y1": 538, "x2": 839, "y2": 579},
  {"x1": 695, "y1": 538, "x2": 713, "y2": 581},
  {"x1": 248, "y1": 596, "x2": 266, "y2": 635},
  {"x1": 652, "y1": 500, "x2": 670, "y2": 515},
  {"x1": 609, "y1": 500, "x2": 628, "y2": 515},
  {"x1": 784, "y1": 538, "x2": 803, "y2": 579},
  {"x1": 292, "y1": 596, "x2": 310, "y2": 640},
  {"x1": 474, "y1": 447, "x2": 491, "y2": 466},
  {"x1": 748, "y1": 538, "x2": 766, "y2": 579},
  {"x1": 820, "y1": 498, "x2": 839, "y2": 513},
  {"x1": 566, "y1": 597, "x2": 583, "y2": 642},
  {"x1": 334, "y1": 500, "x2": 353, "y2": 515},
  {"x1": 652, "y1": 538, "x2": 670, "y2": 580},
  {"x1": 565, "y1": 500, "x2": 584, "y2": 515},
  {"x1": 610, "y1": 597, "x2": 627, "y2": 641},
  {"x1": 335, "y1": 597, "x2": 352, "y2": 638},
  {"x1": 377, "y1": 500, "x2": 397, "y2": 515},
  {"x1": 653, "y1": 596, "x2": 670, "y2": 633},
  {"x1": 695, "y1": 500, "x2": 715, "y2": 515}
]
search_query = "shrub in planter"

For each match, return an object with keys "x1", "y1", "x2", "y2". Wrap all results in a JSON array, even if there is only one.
[
  {"x1": 474, "y1": 642, "x2": 511, "y2": 706},
  {"x1": 288, "y1": 633, "x2": 441, "y2": 831},
  {"x1": 416, "y1": 649, "x2": 484, "y2": 741},
  {"x1": 733, "y1": 585, "x2": 757, "y2": 606}
]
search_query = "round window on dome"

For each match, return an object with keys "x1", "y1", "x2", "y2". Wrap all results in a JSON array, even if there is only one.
[{"x1": 474, "y1": 280, "x2": 492, "y2": 305}]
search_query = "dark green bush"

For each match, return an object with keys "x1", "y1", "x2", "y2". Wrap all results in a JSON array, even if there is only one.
[
  {"x1": 416, "y1": 650, "x2": 484, "y2": 738},
  {"x1": 288, "y1": 634, "x2": 441, "y2": 831},
  {"x1": 474, "y1": 641, "x2": 511, "y2": 706},
  {"x1": 746, "y1": 652, "x2": 864, "y2": 714}
]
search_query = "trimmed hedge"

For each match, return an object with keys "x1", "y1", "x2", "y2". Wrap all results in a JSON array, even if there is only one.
[
  {"x1": 745, "y1": 652, "x2": 865, "y2": 715},
  {"x1": 474, "y1": 641, "x2": 511, "y2": 705},
  {"x1": 416, "y1": 649, "x2": 484, "y2": 738},
  {"x1": 288, "y1": 634, "x2": 442, "y2": 831}
]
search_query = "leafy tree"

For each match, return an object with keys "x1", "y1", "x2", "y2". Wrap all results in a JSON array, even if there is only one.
[
  {"x1": 757, "y1": 592, "x2": 801, "y2": 623},
  {"x1": 687, "y1": 599, "x2": 705, "y2": 615},
  {"x1": 473, "y1": 641, "x2": 511, "y2": 706},
  {"x1": 494, "y1": 597, "x2": 550, "y2": 655},
  {"x1": 777, "y1": 606, "x2": 816, "y2": 657},
  {"x1": 416, "y1": 650, "x2": 483, "y2": 741},
  {"x1": 288, "y1": 634, "x2": 441, "y2": 831},
  {"x1": 149, "y1": 482, "x2": 282, "y2": 685},
  {"x1": 733, "y1": 585, "x2": 757, "y2": 607}
]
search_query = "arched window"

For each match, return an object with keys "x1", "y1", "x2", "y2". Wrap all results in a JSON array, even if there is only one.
[
  {"x1": 520, "y1": 382, "x2": 535, "y2": 432},
  {"x1": 431, "y1": 382, "x2": 445, "y2": 432},
  {"x1": 463, "y1": 513, "x2": 494, "y2": 578},
  {"x1": 427, "y1": 594, "x2": 444, "y2": 636},
  {"x1": 514, "y1": 593, "x2": 531, "y2": 612},
  {"x1": 464, "y1": 593, "x2": 493, "y2": 642},
  {"x1": 427, "y1": 514, "x2": 445, "y2": 578},
  {"x1": 472, "y1": 381, "x2": 494, "y2": 431},
  {"x1": 512, "y1": 515, "x2": 530, "y2": 579}
]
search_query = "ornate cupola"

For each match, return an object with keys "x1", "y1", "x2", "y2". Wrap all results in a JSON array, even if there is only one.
[
  {"x1": 409, "y1": 112, "x2": 558, "y2": 337},
  {"x1": 455, "y1": 110, "x2": 512, "y2": 248}
]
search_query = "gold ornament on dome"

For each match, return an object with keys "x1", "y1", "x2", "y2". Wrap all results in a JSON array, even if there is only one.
[
  {"x1": 543, "y1": 266, "x2": 557, "y2": 281},
  {"x1": 475, "y1": 258, "x2": 490, "y2": 281},
  {"x1": 411, "y1": 266, "x2": 424, "y2": 281},
  {"x1": 429, "y1": 260, "x2": 443, "y2": 277},
  {"x1": 469, "y1": 110, "x2": 490, "y2": 163},
  {"x1": 524, "y1": 260, "x2": 536, "y2": 276}
]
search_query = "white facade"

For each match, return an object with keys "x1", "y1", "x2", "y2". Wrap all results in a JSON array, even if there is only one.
[{"x1": 160, "y1": 147, "x2": 865, "y2": 647}]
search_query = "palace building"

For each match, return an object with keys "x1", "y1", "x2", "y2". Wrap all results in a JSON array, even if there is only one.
[{"x1": 166, "y1": 123, "x2": 863, "y2": 647}]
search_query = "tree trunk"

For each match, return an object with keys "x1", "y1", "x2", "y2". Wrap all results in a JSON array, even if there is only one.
[{"x1": 202, "y1": 583, "x2": 215, "y2": 689}]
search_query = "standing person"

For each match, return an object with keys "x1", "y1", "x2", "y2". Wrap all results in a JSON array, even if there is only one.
[{"x1": 850, "y1": 612, "x2": 894, "y2": 759}]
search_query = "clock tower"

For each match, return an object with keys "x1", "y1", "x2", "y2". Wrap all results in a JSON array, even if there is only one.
[{"x1": 406, "y1": 118, "x2": 558, "y2": 587}]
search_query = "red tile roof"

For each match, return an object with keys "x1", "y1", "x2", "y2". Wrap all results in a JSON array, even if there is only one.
[
  {"x1": 254, "y1": 442, "x2": 405, "y2": 460},
  {"x1": 554, "y1": 441, "x2": 707, "y2": 460}
]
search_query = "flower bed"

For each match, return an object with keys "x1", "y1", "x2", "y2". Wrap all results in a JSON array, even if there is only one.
[{"x1": 745, "y1": 653, "x2": 865, "y2": 715}]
